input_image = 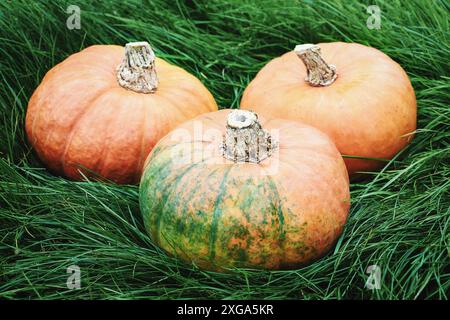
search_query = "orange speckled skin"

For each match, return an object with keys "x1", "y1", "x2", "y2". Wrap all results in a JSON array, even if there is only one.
[
  {"x1": 241, "y1": 42, "x2": 417, "y2": 177},
  {"x1": 139, "y1": 110, "x2": 350, "y2": 271},
  {"x1": 26, "y1": 45, "x2": 217, "y2": 184}
]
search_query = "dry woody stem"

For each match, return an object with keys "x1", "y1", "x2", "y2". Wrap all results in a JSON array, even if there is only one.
[
  {"x1": 117, "y1": 41, "x2": 158, "y2": 93},
  {"x1": 295, "y1": 44, "x2": 337, "y2": 87},
  {"x1": 221, "y1": 110, "x2": 277, "y2": 163}
]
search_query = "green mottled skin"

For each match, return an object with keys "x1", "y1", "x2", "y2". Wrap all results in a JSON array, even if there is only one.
[{"x1": 139, "y1": 110, "x2": 350, "y2": 271}]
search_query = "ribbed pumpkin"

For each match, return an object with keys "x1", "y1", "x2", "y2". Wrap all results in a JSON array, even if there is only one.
[
  {"x1": 26, "y1": 41, "x2": 217, "y2": 184},
  {"x1": 241, "y1": 42, "x2": 417, "y2": 177},
  {"x1": 140, "y1": 109, "x2": 350, "y2": 271}
]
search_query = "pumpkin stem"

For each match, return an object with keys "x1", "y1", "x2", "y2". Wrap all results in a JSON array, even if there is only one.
[
  {"x1": 221, "y1": 110, "x2": 277, "y2": 163},
  {"x1": 117, "y1": 41, "x2": 158, "y2": 93},
  {"x1": 295, "y1": 44, "x2": 337, "y2": 87}
]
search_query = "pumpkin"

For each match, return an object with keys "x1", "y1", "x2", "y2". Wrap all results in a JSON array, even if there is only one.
[
  {"x1": 26, "y1": 41, "x2": 217, "y2": 184},
  {"x1": 241, "y1": 42, "x2": 417, "y2": 177},
  {"x1": 139, "y1": 109, "x2": 350, "y2": 271}
]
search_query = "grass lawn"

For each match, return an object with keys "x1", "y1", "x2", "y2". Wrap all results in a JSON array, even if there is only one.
[{"x1": 0, "y1": 0, "x2": 448, "y2": 299}]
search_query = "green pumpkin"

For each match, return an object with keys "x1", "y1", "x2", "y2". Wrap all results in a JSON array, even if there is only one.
[{"x1": 139, "y1": 110, "x2": 350, "y2": 271}]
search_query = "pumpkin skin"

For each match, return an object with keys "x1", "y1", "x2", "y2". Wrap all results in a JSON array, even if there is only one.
[
  {"x1": 241, "y1": 42, "x2": 417, "y2": 177},
  {"x1": 25, "y1": 44, "x2": 217, "y2": 184},
  {"x1": 139, "y1": 109, "x2": 350, "y2": 271}
]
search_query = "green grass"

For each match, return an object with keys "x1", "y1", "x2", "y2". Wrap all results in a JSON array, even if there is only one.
[{"x1": 0, "y1": 0, "x2": 449, "y2": 299}]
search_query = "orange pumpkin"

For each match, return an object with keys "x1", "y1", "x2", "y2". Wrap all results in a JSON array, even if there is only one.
[
  {"x1": 140, "y1": 109, "x2": 350, "y2": 271},
  {"x1": 241, "y1": 42, "x2": 417, "y2": 177},
  {"x1": 26, "y1": 41, "x2": 217, "y2": 184}
]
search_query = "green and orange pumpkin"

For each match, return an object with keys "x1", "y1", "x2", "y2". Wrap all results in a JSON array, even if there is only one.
[{"x1": 139, "y1": 109, "x2": 350, "y2": 271}]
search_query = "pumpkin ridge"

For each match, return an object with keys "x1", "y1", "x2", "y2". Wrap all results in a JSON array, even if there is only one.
[
  {"x1": 88, "y1": 113, "x2": 115, "y2": 180},
  {"x1": 58, "y1": 46, "x2": 122, "y2": 77},
  {"x1": 139, "y1": 151, "x2": 174, "y2": 241},
  {"x1": 155, "y1": 90, "x2": 194, "y2": 123},
  {"x1": 134, "y1": 98, "x2": 149, "y2": 183},
  {"x1": 162, "y1": 76, "x2": 216, "y2": 113},
  {"x1": 60, "y1": 87, "x2": 114, "y2": 176},
  {"x1": 245, "y1": 82, "x2": 296, "y2": 117},
  {"x1": 29, "y1": 89, "x2": 50, "y2": 149},
  {"x1": 96, "y1": 95, "x2": 146, "y2": 182},
  {"x1": 208, "y1": 166, "x2": 233, "y2": 262},
  {"x1": 201, "y1": 114, "x2": 227, "y2": 129},
  {"x1": 280, "y1": 147, "x2": 341, "y2": 165},
  {"x1": 155, "y1": 156, "x2": 218, "y2": 245},
  {"x1": 166, "y1": 166, "x2": 223, "y2": 266},
  {"x1": 279, "y1": 155, "x2": 333, "y2": 184},
  {"x1": 31, "y1": 78, "x2": 113, "y2": 174},
  {"x1": 266, "y1": 175, "x2": 286, "y2": 245},
  {"x1": 29, "y1": 79, "x2": 58, "y2": 148},
  {"x1": 154, "y1": 163, "x2": 200, "y2": 245},
  {"x1": 178, "y1": 166, "x2": 222, "y2": 223},
  {"x1": 182, "y1": 75, "x2": 217, "y2": 112},
  {"x1": 161, "y1": 80, "x2": 213, "y2": 115}
]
